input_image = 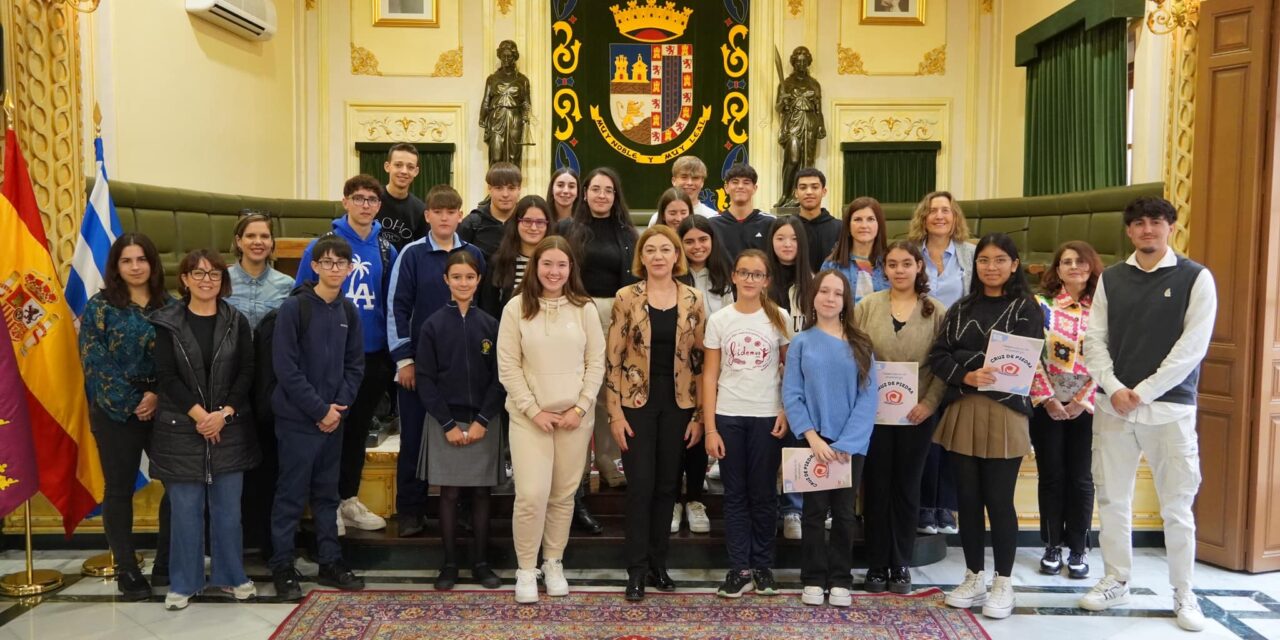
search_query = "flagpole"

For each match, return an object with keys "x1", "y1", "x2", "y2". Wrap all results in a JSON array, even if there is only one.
[{"x1": 0, "y1": 501, "x2": 63, "y2": 597}]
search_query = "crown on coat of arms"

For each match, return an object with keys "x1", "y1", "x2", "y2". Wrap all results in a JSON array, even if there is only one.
[{"x1": 610, "y1": 0, "x2": 693, "y2": 42}]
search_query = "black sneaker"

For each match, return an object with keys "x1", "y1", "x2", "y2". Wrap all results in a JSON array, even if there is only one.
[
  {"x1": 397, "y1": 514, "x2": 426, "y2": 538},
  {"x1": 1040, "y1": 546, "x2": 1063, "y2": 574},
  {"x1": 1067, "y1": 551, "x2": 1090, "y2": 579},
  {"x1": 116, "y1": 567, "x2": 152, "y2": 602},
  {"x1": 864, "y1": 567, "x2": 889, "y2": 593},
  {"x1": 318, "y1": 562, "x2": 365, "y2": 591},
  {"x1": 272, "y1": 567, "x2": 304, "y2": 601},
  {"x1": 473, "y1": 563, "x2": 502, "y2": 589},
  {"x1": 717, "y1": 569, "x2": 754, "y2": 598},
  {"x1": 752, "y1": 568, "x2": 779, "y2": 596},
  {"x1": 889, "y1": 566, "x2": 912, "y2": 595},
  {"x1": 150, "y1": 565, "x2": 169, "y2": 588},
  {"x1": 434, "y1": 564, "x2": 458, "y2": 590},
  {"x1": 916, "y1": 508, "x2": 937, "y2": 535}
]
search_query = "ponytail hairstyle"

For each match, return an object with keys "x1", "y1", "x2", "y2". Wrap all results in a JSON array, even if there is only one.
[
  {"x1": 734, "y1": 249, "x2": 790, "y2": 337},
  {"x1": 805, "y1": 269, "x2": 874, "y2": 387},
  {"x1": 884, "y1": 240, "x2": 937, "y2": 318}
]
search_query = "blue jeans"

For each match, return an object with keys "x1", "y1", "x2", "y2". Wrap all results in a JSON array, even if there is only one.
[
  {"x1": 271, "y1": 422, "x2": 343, "y2": 570},
  {"x1": 778, "y1": 434, "x2": 804, "y2": 517},
  {"x1": 718, "y1": 415, "x2": 781, "y2": 570},
  {"x1": 167, "y1": 472, "x2": 249, "y2": 596}
]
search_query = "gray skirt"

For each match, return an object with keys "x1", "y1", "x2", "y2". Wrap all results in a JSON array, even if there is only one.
[{"x1": 416, "y1": 414, "x2": 504, "y2": 487}]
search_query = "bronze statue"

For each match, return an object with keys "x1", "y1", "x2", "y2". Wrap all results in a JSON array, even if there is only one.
[
  {"x1": 480, "y1": 40, "x2": 532, "y2": 167},
  {"x1": 774, "y1": 46, "x2": 826, "y2": 208}
]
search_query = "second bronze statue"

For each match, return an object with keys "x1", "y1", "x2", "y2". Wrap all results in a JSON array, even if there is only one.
[
  {"x1": 480, "y1": 40, "x2": 533, "y2": 167},
  {"x1": 775, "y1": 46, "x2": 826, "y2": 208}
]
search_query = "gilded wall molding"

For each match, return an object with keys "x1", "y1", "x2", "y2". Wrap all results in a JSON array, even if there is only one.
[
  {"x1": 346, "y1": 102, "x2": 467, "y2": 200},
  {"x1": 915, "y1": 44, "x2": 946, "y2": 76},
  {"x1": 788, "y1": 0, "x2": 803, "y2": 17},
  {"x1": 2, "y1": 0, "x2": 85, "y2": 280},
  {"x1": 836, "y1": 45, "x2": 867, "y2": 75},
  {"x1": 846, "y1": 115, "x2": 940, "y2": 142},
  {"x1": 981, "y1": 0, "x2": 993, "y2": 14},
  {"x1": 497, "y1": 0, "x2": 513, "y2": 15},
  {"x1": 429, "y1": 46, "x2": 463, "y2": 77},
  {"x1": 306, "y1": 0, "x2": 317, "y2": 9},
  {"x1": 829, "y1": 100, "x2": 951, "y2": 208},
  {"x1": 350, "y1": 43, "x2": 383, "y2": 76},
  {"x1": 1164, "y1": 26, "x2": 1195, "y2": 254},
  {"x1": 356, "y1": 116, "x2": 453, "y2": 142}
]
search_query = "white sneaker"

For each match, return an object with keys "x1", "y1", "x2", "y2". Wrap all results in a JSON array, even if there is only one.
[
  {"x1": 164, "y1": 591, "x2": 190, "y2": 611},
  {"x1": 801, "y1": 586, "x2": 825, "y2": 606},
  {"x1": 541, "y1": 559, "x2": 569, "y2": 597},
  {"x1": 221, "y1": 581, "x2": 257, "y2": 601},
  {"x1": 337, "y1": 510, "x2": 346, "y2": 537},
  {"x1": 514, "y1": 569, "x2": 540, "y2": 604},
  {"x1": 828, "y1": 586, "x2": 852, "y2": 607},
  {"x1": 671, "y1": 503, "x2": 683, "y2": 533},
  {"x1": 340, "y1": 497, "x2": 387, "y2": 531},
  {"x1": 1174, "y1": 588, "x2": 1206, "y2": 632},
  {"x1": 825, "y1": 516, "x2": 832, "y2": 530},
  {"x1": 945, "y1": 570, "x2": 988, "y2": 608},
  {"x1": 782, "y1": 513, "x2": 802, "y2": 540},
  {"x1": 707, "y1": 460, "x2": 720, "y2": 480},
  {"x1": 1079, "y1": 575, "x2": 1131, "y2": 611},
  {"x1": 685, "y1": 501, "x2": 710, "y2": 533},
  {"x1": 982, "y1": 576, "x2": 1014, "y2": 619}
]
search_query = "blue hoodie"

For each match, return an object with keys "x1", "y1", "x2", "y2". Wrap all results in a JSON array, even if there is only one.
[
  {"x1": 271, "y1": 284, "x2": 365, "y2": 430},
  {"x1": 295, "y1": 216, "x2": 398, "y2": 353},
  {"x1": 783, "y1": 328, "x2": 878, "y2": 456},
  {"x1": 387, "y1": 233, "x2": 486, "y2": 363}
]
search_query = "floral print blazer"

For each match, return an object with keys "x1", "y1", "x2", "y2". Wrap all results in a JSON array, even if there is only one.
[{"x1": 605, "y1": 280, "x2": 707, "y2": 422}]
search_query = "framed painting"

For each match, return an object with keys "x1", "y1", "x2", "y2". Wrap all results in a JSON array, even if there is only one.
[
  {"x1": 372, "y1": 0, "x2": 439, "y2": 27},
  {"x1": 861, "y1": 0, "x2": 926, "y2": 26}
]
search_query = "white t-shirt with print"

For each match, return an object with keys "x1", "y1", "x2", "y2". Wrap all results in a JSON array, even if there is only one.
[{"x1": 704, "y1": 304, "x2": 791, "y2": 417}]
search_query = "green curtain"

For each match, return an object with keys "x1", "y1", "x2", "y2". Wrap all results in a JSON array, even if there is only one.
[
  {"x1": 355, "y1": 143, "x2": 454, "y2": 201},
  {"x1": 1023, "y1": 19, "x2": 1127, "y2": 196},
  {"x1": 842, "y1": 142, "x2": 939, "y2": 205}
]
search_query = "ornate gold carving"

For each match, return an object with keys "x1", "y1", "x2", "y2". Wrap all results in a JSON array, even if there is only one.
[
  {"x1": 1165, "y1": 26, "x2": 1196, "y2": 253},
  {"x1": 358, "y1": 116, "x2": 452, "y2": 142},
  {"x1": 350, "y1": 43, "x2": 383, "y2": 76},
  {"x1": 1147, "y1": 0, "x2": 1200, "y2": 35},
  {"x1": 788, "y1": 0, "x2": 803, "y2": 17},
  {"x1": 915, "y1": 44, "x2": 946, "y2": 76},
  {"x1": 497, "y1": 0, "x2": 513, "y2": 15},
  {"x1": 3, "y1": 0, "x2": 85, "y2": 281},
  {"x1": 306, "y1": 0, "x2": 317, "y2": 9},
  {"x1": 836, "y1": 45, "x2": 867, "y2": 75},
  {"x1": 846, "y1": 115, "x2": 939, "y2": 142},
  {"x1": 429, "y1": 46, "x2": 464, "y2": 77},
  {"x1": 981, "y1": 0, "x2": 993, "y2": 13}
]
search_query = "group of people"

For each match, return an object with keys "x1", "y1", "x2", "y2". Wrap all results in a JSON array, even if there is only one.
[{"x1": 77, "y1": 144, "x2": 1216, "y2": 633}]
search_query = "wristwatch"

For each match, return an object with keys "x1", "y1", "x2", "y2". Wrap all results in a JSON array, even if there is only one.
[
  {"x1": 572, "y1": 406, "x2": 586, "y2": 418},
  {"x1": 220, "y1": 407, "x2": 233, "y2": 420}
]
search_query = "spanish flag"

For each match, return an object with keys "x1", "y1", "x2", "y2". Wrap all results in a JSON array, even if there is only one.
[{"x1": 1, "y1": 127, "x2": 104, "y2": 535}]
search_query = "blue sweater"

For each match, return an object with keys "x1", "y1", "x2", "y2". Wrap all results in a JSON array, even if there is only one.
[
  {"x1": 294, "y1": 216, "x2": 399, "y2": 353},
  {"x1": 414, "y1": 303, "x2": 506, "y2": 432},
  {"x1": 387, "y1": 234, "x2": 487, "y2": 363},
  {"x1": 271, "y1": 286, "x2": 365, "y2": 429},
  {"x1": 783, "y1": 329, "x2": 878, "y2": 456}
]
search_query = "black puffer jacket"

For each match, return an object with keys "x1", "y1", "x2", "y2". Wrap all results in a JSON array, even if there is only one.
[{"x1": 150, "y1": 300, "x2": 260, "y2": 483}]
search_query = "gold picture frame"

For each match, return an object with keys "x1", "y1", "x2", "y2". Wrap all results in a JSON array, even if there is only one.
[
  {"x1": 372, "y1": 0, "x2": 439, "y2": 27},
  {"x1": 861, "y1": 0, "x2": 926, "y2": 26}
]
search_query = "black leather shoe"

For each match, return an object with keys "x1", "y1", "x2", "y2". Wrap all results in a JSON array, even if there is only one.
[
  {"x1": 888, "y1": 566, "x2": 912, "y2": 595},
  {"x1": 572, "y1": 498, "x2": 604, "y2": 535},
  {"x1": 646, "y1": 568, "x2": 676, "y2": 592},
  {"x1": 434, "y1": 564, "x2": 458, "y2": 590},
  {"x1": 864, "y1": 567, "x2": 889, "y2": 593},
  {"x1": 150, "y1": 565, "x2": 169, "y2": 588},
  {"x1": 318, "y1": 562, "x2": 365, "y2": 591},
  {"x1": 397, "y1": 514, "x2": 426, "y2": 538},
  {"x1": 625, "y1": 573, "x2": 645, "y2": 601},
  {"x1": 272, "y1": 567, "x2": 303, "y2": 601},
  {"x1": 473, "y1": 563, "x2": 502, "y2": 589},
  {"x1": 116, "y1": 567, "x2": 152, "y2": 602}
]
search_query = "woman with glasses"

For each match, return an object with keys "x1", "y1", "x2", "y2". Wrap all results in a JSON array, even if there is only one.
[
  {"x1": 606, "y1": 225, "x2": 706, "y2": 600},
  {"x1": 150, "y1": 249, "x2": 259, "y2": 610},
  {"x1": 930, "y1": 233, "x2": 1044, "y2": 619},
  {"x1": 226, "y1": 211, "x2": 294, "y2": 331},
  {"x1": 480, "y1": 195, "x2": 551, "y2": 318}
]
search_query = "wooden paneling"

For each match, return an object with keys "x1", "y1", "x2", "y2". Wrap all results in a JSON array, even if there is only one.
[{"x1": 1189, "y1": 0, "x2": 1276, "y2": 571}]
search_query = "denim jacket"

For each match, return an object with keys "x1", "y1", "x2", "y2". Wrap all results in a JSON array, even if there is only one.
[{"x1": 226, "y1": 263, "x2": 294, "y2": 330}]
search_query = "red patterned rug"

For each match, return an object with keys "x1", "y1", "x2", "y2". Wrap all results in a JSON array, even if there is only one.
[{"x1": 270, "y1": 588, "x2": 989, "y2": 639}]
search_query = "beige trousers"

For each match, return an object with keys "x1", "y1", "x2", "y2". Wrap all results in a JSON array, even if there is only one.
[
  {"x1": 585, "y1": 296, "x2": 625, "y2": 484},
  {"x1": 510, "y1": 408, "x2": 596, "y2": 570}
]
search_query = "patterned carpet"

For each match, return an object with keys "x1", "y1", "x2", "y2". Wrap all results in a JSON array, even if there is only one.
[{"x1": 270, "y1": 588, "x2": 989, "y2": 639}]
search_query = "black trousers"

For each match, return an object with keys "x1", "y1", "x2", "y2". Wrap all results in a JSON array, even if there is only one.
[
  {"x1": 340, "y1": 350, "x2": 392, "y2": 500},
  {"x1": 951, "y1": 453, "x2": 1022, "y2": 577},
  {"x1": 863, "y1": 417, "x2": 937, "y2": 568},
  {"x1": 270, "y1": 422, "x2": 344, "y2": 570},
  {"x1": 89, "y1": 406, "x2": 152, "y2": 571},
  {"x1": 800, "y1": 453, "x2": 865, "y2": 590},
  {"x1": 620, "y1": 375, "x2": 692, "y2": 574},
  {"x1": 719, "y1": 415, "x2": 781, "y2": 570},
  {"x1": 679, "y1": 433, "x2": 708, "y2": 503},
  {"x1": 1029, "y1": 406, "x2": 1094, "y2": 553},
  {"x1": 242, "y1": 412, "x2": 279, "y2": 558}
]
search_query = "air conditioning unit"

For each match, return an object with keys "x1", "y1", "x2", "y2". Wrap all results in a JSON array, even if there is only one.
[{"x1": 186, "y1": 0, "x2": 277, "y2": 42}]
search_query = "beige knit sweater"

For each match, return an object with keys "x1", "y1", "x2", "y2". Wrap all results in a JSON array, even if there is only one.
[
  {"x1": 497, "y1": 296, "x2": 606, "y2": 419},
  {"x1": 854, "y1": 290, "x2": 947, "y2": 413}
]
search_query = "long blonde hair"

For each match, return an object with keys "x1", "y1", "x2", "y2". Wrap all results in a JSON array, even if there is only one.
[{"x1": 907, "y1": 190, "x2": 971, "y2": 243}]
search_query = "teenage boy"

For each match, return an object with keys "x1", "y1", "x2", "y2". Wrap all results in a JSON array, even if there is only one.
[
  {"x1": 793, "y1": 168, "x2": 841, "y2": 270},
  {"x1": 709, "y1": 163, "x2": 775, "y2": 263},
  {"x1": 379, "y1": 143, "x2": 427, "y2": 251},
  {"x1": 460, "y1": 162, "x2": 521, "y2": 260},
  {"x1": 1081, "y1": 197, "x2": 1217, "y2": 632},
  {"x1": 645, "y1": 155, "x2": 719, "y2": 227},
  {"x1": 387, "y1": 184, "x2": 487, "y2": 537},
  {"x1": 271, "y1": 235, "x2": 367, "y2": 600},
  {"x1": 295, "y1": 174, "x2": 396, "y2": 535}
]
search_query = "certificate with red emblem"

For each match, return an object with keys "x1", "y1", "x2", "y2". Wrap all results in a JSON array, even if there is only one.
[
  {"x1": 874, "y1": 361, "x2": 918, "y2": 425},
  {"x1": 980, "y1": 330, "x2": 1045, "y2": 395},
  {"x1": 781, "y1": 447, "x2": 855, "y2": 493}
]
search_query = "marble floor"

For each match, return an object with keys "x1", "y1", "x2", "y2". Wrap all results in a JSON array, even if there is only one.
[{"x1": 0, "y1": 547, "x2": 1275, "y2": 639}]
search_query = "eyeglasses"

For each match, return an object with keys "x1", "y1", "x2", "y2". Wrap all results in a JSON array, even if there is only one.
[
  {"x1": 186, "y1": 269, "x2": 224, "y2": 281},
  {"x1": 587, "y1": 185, "x2": 615, "y2": 195},
  {"x1": 519, "y1": 218, "x2": 549, "y2": 228},
  {"x1": 238, "y1": 209, "x2": 272, "y2": 220},
  {"x1": 349, "y1": 196, "x2": 380, "y2": 207},
  {"x1": 734, "y1": 269, "x2": 767, "y2": 282},
  {"x1": 1059, "y1": 258, "x2": 1090, "y2": 268},
  {"x1": 316, "y1": 259, "x2": 351, "y2": 271}
]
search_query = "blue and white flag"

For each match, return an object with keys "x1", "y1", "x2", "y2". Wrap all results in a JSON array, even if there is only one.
[{"x1": 65, "y1": 137, "x2": 123, "y2": 318}]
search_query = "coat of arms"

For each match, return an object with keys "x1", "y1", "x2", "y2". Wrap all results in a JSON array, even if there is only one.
[{"x1": 1, "y1": 271, "x2": 61, "y2": 356}]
